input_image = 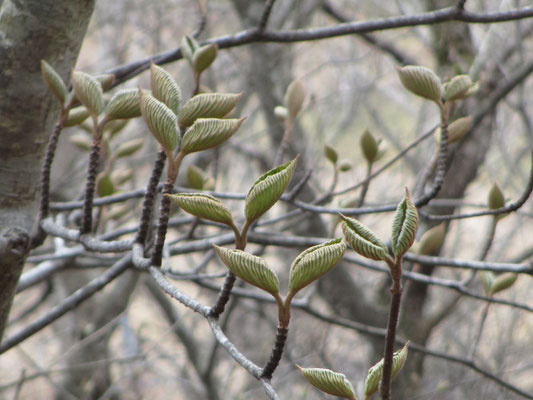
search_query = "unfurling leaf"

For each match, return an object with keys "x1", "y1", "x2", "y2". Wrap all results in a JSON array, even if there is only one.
[
  {"x1": 417, "y1": 224, "x2": 445, "y2": 256},
  {"x1": 364, "y1": 342, "x2": 409, "y2": 399},
  {"x1": 340, "y1": 215, "x2": 390, "y2": 261},
  {"x1": 288, "y1": 238, "x2": 346, "y2": 296},
  {"x1": 114, "y1": 138, "x2": 144, "y2": 159},
  {"x1": 181, "y1": 35, "x2": 199, "y2": 64},
  {"x1": 480, "y1": 272, "x2": 495, "y2": 295},
  {"x1": 166, "y1": 193, "x2": 234, "y2": 226},
  {"x1": 361, "y1": 130, "x2": 379, "y2": 164},
  {"x1": 213, "y1": 246, "x2": 280, "y2": 295},
  {"x1": 105, "y1": 89, "x2": 142, "y2": 120},
  {"x1": 139, "y1": 91, "x2": 179, "y2": 152},
  {"x1": 41, "y1": 60, "x2": 67, "y2": 105},
  {"x1": 284, "y1": 79, "x2": 305, "y2": 117},
  {"x1": 193, "y1": 43, "x2": 218, "y2": 73},
  {"x1": 397, "y1": 65, "x2": 442, "y2": 103},
  {"x1": 150, "y1": 63, "x2": 182, "y2": 115},
  {"x1": 96, "y1": 74, "x2": 116, "y2": 91},
  {"x1": 488, "y1": 183, "x2": 505, "y2": 210},
  {"x1": 69, "y1": 133, "x2": 93, "y2": 151},
  {"x1": 297, "y1": 365, "x2": 357, "y2": 399},
  {"x1": 178, "y1": 93, "x2": 243, "y2": 128},
  {"x1": 443, "y1": 75, "x2": 473, "y2": 102},
  {"x1": 490, "y1": 273, "x2": 517, "y2": 296},
  {"x1": 187, "y1": 165, "x2": 209, "y2": 189},
  {"x1": 97, "y1": 173, "x2": 115, "y2": 197},
  {"x1": 245, "y1": 156, "x2": 299, "y2": 223},
  {"x1": 181, "y1": 117, "x2": 245, "y2": 154},
  {"x1": 436, "y1": 116, "x2": 472, "y2": 144},
  {"x1": 64, "y1": 107, "x2": 91, "y2": 127},
  {"x1": 72, "y1": 71, "x2": 104, "y2": 117},
  {"x1": 391, "y1": 188, "x2": 419, "y2": 258},
  {"x1": 324, "y1": 144, "x2": 338, "y2": 164}
]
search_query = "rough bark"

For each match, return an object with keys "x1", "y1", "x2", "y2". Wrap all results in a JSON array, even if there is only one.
[{"x1": 0, "y1": 0, "x2": 95, "y2": 341}]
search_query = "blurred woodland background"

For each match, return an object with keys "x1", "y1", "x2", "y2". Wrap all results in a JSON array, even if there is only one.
[{"x1": 1, "y1": 0, "x2": 533, "y2": 399}]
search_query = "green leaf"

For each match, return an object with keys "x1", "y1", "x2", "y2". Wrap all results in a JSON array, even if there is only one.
[
  {"x1": 397, "y1": 65, "x2": 442, "y2": 103},
  {"x1": 166, "y1": 193, "x2": 234, "y2": 226},
  {"x1": 178, "y1": 93, "x2": 243, "y2": 129},
  {"x1": 114, "y1": 138, "x2": 144, "y2": 159},
  {"x1": 139, "y1": 90, "x2": 179, "y2": 152},
  {"x1": 187, "y1": 165, "x2": 208, "y2": 190},
  {"x1": 324, "y1": 144, "x2": 338, "y2": 164},
  {"x1": 338, "y1": 159, "x2": 353, "y2": 172},
  {"x1": 213, "y1": 245, "x2": 280, "y2": 295},
  {"x1": 245, "y1": 156, "x2": 299, "y2": 223},
  {"x1": 192, "y1": 43, "x2": 218, "y2": 73},
  {"x1": 284, "y1": 79, "x2": 305, "y2": 118},
  {"x1": 480, "y1": 272, "x2": 495, "y2": 296},
  {"x1": 95, "y1": 74, "x2": 115, "y2": 91},
  {"x1": 69, "y1": 133, "x2": 93, "y2": 151},
  {"x1": 110, "y1": 169, "x2": 133, "y2": 186},
  {"x1": 105, "y1": 88, "x2": 142, "y2": 120},
  {"x1": 436, "y1": 116, "x2": 472, "y2": 144},
  {"x1": 181, "y1": 117, "x2": 245, "y2": 154},
  {"x1": 443, "y1": 74, "x2": 473, "y2": 102},
  {"x1": 97, "y1": 173, "x2": 115, "y2": 197},
  {"x1": 360, "y1": 130, "x2": 379, "y2": 164},
  {"x1": 490, "y1": 273, "x2": 517, "y2": 296},
  {"x1": 340, "y1": 215, "x2": 390, "y2": 261},
  {"x1": 488, "y1": 183, "x2": 505, "y2": 210},
  {"x1": 364, "y1": 342, "x2": 409, "y2": 399},
  {"x1": 417, "y1": 223, "x2": 445, "y2": 256},
  {"x1": 71, "y1": 71, "x2": 104, "y2": 117},
  {"x1": 181, "y1": 35, "x2": 199, "y2": 65},
  {"x1": 288, "y1": 238, "x2": 346, "y2": 296},
  {"x1": 296, "y1": 365, "x2": 357, "y2": 399},
  {"x1": 41, "y1": 60, "x2": 67, "y2": 105},
  {"x1": 64, "y1": 107, "x2": 91, "y2": 127},
  {"x1": 391, "y1": 188, "x2": 419, "y2": 258},
  {"x1": 150, "y1": 63, "x2": 182, "y2": 115}
]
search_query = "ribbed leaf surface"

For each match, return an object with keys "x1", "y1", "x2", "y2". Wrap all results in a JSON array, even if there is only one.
[
  {"x1": 341, "y1": 215, "x2": 390, "y2": 261},
  {"x1": 397, "y1": 65, "x2": 442, "y2": 103},
  {"x1": 167, "y1": 193, "x2": 234, "y2": 226},
  {"x1": 364, "y1": 342, "x2": 409, "y2": 399},
  {"x1": 72, "y1": 71, "x2": 104, "y2": 116},
  {"x1": 181, "y1": 118, "x2": 244, "y2": 154},
  {"x1": 214, "y1": 246, "x2": 280, "y2": 295},
  {"x1": 150, "y1": 63, "x2": 182, "y2": 115},
  {"x1": 105, "y1": 89, "x2": 141, "y2": 120},
  {"x1": 41, "y1": 60, "x2": 67, "y2": 105},
  {"x1": 391, "y1": 189, "x2": 419, "y2": 258},
  {"x1": 245, "y1": 157, "x2": 298, "y2": 222},
  {"x1": 443, "y1": 74, "x2": 472, "y2": 102},
  {"x1": 139, "y1": 91, "x2": 179, "y2": 152},
  {"x1": 178, "y1": 93, "x2": 243, "y2": 128},
  {"x1": 288, "y1": 238, "x2": 345, "y2": 295},
  {"x1": 297, "y1": 366, "x2": 357, "y2": 399}
]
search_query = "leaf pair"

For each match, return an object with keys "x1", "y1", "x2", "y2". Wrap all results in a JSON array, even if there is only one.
[
  {"x1": 181, "y1": 35, "x2": 218, "y2": 74},
  {"x1": 480, "y1": 272, "x2": 517, "y2": 296}
]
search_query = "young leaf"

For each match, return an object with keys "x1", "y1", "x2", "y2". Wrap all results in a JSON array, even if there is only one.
[
  {"x1": 480, "y1": 271, "x2": 495, "y2": 296},
  {"x1": 150, "y1": 63, "x2": 182, "y2": 115},
  {"x1": 213, "y1": 245, "x2": 280, "y2": 295},
  {"x1": 288, "y1": 238, "x2": 346, "y2": 296},
  {"x1": 443, "y1": 74, "x2": 473, "y2": 102},
  {"x1": 64, "y1": 107, "x2": 91, "y2": 127},
  {"x1": 364, "y1": 342, "x2": 409, "y2": 399},
  {"x1": 181, "y1": 117, "x2": 245, "y2": 154},
  {"x1": 360, "y1": 130, "x2": 379, "y2": 164},
  {"x1": 95, "y1": 74, "x2": 115, "y2": 91},
  {"x1": 105, "y1": 88, "x2": 142, "y2": 120},
  {"x1": 340, "y1": 215, "x2": 390, "y2": 261},
  {"x1": 110, "y1": 169, "x2": 133, "y2": 186},
  {"x1": 41, "y1": 60, "x2": 67, "y2": 105},
  {"x1": 417, "y1": 223, "x2": 445, "y2": 256},
  {"x1": 178, "y1": 93, "x2": 243, "y2": 128},
  {"x1": 245, "y1": 156, "x2": 299, "y2": 223},
  {"x1": 97, "y1": 173, "x2": 115, "y2": 197},
  {"x1": 338, "y1": 160, "x2": 353, "y2": 172},
  {"x1": 436, "y1": 116, "x2": 472, "y2": 144},
  {"x1": 490, "y1": 273, "x2": 517, "y2": 296},
  {"x1": 193, "y1": 43, "x2": 218, "y2": 73},
  {"x1": 181, "y1": 35, "x2": 199, "y2": 64},
  {"x1": 324, "y1": 144, "x2": 338, "y2": 164},
  {"x1": 69, "y1": 133, "x2": 93, "y2": 151},
  {"x1": 187, "y1": 165, "x2": 208, "y2": 189},
  {"x1": 397, "y1": 65, "x2": 442, "y2": 103},
  {"x1": 166, "y1": 193, "x2": 234, "y2": 226},
  {"x1": 284, "y1": 79, "x2": 305, "y2": 118},
  {"x1": 488, "y1": 183, "x2": 505, "y2": 210},
  {"x1": 296, "y1": 365, "x2": 357, "y2": 399},
  {"x1": 391, "y1": 188, "x2": 419, "y2": 258},
  {"x1": 114, "y1": 138, "x2": 144, "y2": 159},
  {"x1": 139, "y1": 91, "x2": 179, "y2": 153},
  {"x1": 71, "y1": 71, "x2": 104, "y2": 117}
]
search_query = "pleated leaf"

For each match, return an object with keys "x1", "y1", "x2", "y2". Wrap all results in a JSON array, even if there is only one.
[
  {"x1": 284, "y1": 79, "x2": 305, "y2": 117},
  {"x1": 490, "y1": 273, "x2": 517, "y2": 296},
  {"x1": 193, "y1": 43, "x2": 218, "y2": 73},
  {"x1": 364, "y1": 342, "x2": 409, "y2": 399},
  {"x1": 214, "y1": 245, "x2": 280, "y2": 295},
  {"x1": 139, "y1": 91, "x2": 179, "y2": 152},
  {"x1": 181, "y1": 117, "x2": 245, "y2": 154},
  {"x1": 166, "y1": 193, "x2": 234, "y2": 226},
  {"x1": 360, "y1": 130, "x2": 378, "y2": 164},
  {"x1": 64, "y1": 106, "x2": 90, "y2": 127},
  {"x1": 391, "y1": 188, "x2": 419, "y2": 258},
  {"x1": 340, "y1": 215, "x2": 390, "y2": 261},
  {"x1": 443, "y1": 74, "x2": 473, "y2": 102},
  {"x1": 245, "y1": 156, "x2": 298, "y2": 223},
  {"x1": 105, "y1": 88, "x2": 142, "y2": 120},
  {"x1": 289, "y1": 238, "x2": 346, "y2": 295},
  {"x1": 397, "y1": 66, "x2": 442, "y2": 103},
  {"x1": 150, "y1": 63, "x2": 182, "y2": 115},
  {"x1": 114, "y1": 138, "x2": 144, "y2": 159},
  {"x1": 297, "y1": 366, "x2": 357, "y2": 399},
  {"x1": 178, "y1": 93, "x2": 243, "y2": 128},
  {"x1": 488, "y1": 183, "x2": 505, "y2": 210},
  {"x1": 72, "y1": 71, "x2": 104, "y2": 117},
  {"x1": 41, "y1": 60, "x2": 67, "y2": 105}
]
